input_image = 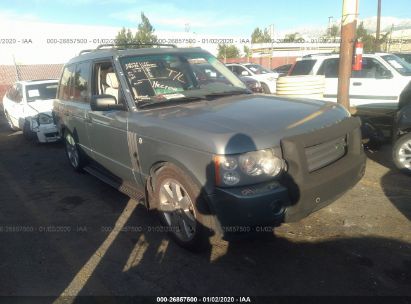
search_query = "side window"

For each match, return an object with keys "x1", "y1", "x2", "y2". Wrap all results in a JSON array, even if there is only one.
[
  {"x1": 289, "y1": 60, "x2": 317, "y2": 76},
  {"x1": 238, "y1": 66, "x2": 250, "y2": 76},
  {"x1": 73, "y1": 62, "x2": 90, "y2": 102},
  {"x1": 58, "y1": 65, "x2": 75, "y2": 100},
  {"x1": 14, "y1": 84, "x2": 23, "y2": 103},
  {"x1": 6, "y1": 85, "x2": 17, "y2": 101},
  {"x1": 352, "y1": 58, "x2": 391, "y2": 79},
  {"x1": 317, "y1": 58, "x2": 339, "y2": 78},
  {"x1": 92, "y1": 61, "x2": 123, "y2": 105}
]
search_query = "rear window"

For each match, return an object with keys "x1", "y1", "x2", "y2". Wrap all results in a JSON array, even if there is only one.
[{"x1": 289, "y1": 60, "x2": 316, "y2": 75}]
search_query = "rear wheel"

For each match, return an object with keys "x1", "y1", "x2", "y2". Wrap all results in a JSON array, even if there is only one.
[
  {"x1": 393, "y1": 133, "x2": 411, "y2": 175},
  {"x1": 64, "y1": 131, "x2": 86, "y2": 171},
  {"x1": 154, "y1": 165, "x2": 212, "y2": 251}
]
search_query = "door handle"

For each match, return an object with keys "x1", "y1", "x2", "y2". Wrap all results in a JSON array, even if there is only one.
[{"x1": 353, "y1": 82, "x2": 362, "y2": 86}]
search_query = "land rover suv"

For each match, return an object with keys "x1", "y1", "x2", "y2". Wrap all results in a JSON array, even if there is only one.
[{"x1": 54, "y1": 44, "x2": 366, "y2": 250}]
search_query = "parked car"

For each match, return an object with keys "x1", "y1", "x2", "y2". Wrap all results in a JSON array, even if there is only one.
[
  {"x1": 192, "y1": 63, "x2": 262, "y2": 93},
  {"x1": 395, "y1": 52, "x2": 411, "y2": 64},
  {"x1": 272, "y1": 64, "x2": 293, "y2": 76},
  {"x1": 3, "y1": 79, "x2": 60, "y2": 143},
  {"x1": 289, "y1": 53, "x2": 411, "y2": 107},
  {"x1": 226, "y1": 63, "x2": 279, "y2": 94},
  {"x1": 54, "y1": 44, "x2": 366, "y2": 250},
  {"x1": 392, "y1": 81, "x2": 411, "y2": 174},
  {"x1": 289, "y1": 53, "x2": 411, "y2": 138}
]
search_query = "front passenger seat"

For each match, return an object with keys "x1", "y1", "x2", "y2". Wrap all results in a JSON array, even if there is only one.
[{"x1": 105, "y1": 72, "x2": 119, "y2": 102}]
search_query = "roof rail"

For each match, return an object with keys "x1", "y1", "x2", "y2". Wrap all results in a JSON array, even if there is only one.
[
  {"x1": 78, "y1": 43, "x2": 178, "y2": 56},
  {"x1": 79, "y1": 49, "x2": 94, "y2": 55},
  {"x1": 96, "y1": 43, "x2": 177, "y2": 49}
]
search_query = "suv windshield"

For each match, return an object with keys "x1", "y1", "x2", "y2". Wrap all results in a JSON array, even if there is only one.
[
  {"x1": 381, "y1": 55, "x2": 411, "y2": 76},
  {"x1": 25, "y1": 83, "x2": 58, "y2": 102},
  {"x1": 120, "y1": 52, "x2": 247, "y2": 107},
  {"x1": 245, "y1": 64, "x2": 271, "y2": 74}
]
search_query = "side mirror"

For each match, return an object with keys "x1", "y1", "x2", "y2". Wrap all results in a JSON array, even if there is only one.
[
  {"x1": 241, "y1": 71, "x2": 249, "y2": 76},
  {"x1": 90, "y1": 95, "x2": 125, "y2": 111}
]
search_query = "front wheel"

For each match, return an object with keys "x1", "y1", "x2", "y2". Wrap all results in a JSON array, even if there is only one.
[
  {"x1": 261, "y1": 83, "x2": 270, "y2": 94},
  {"x1": 64, "y1": 131, "x2": 86, "y2": 172},
  {"x1": 4, "y1": 111, "x2": 18, "y2": 131},
  {"x1": 393, "y1": 133, "x2": 411, "y2": 175},
  {"x1": 154, "y1": 165, "x2": 212, "y2": 251}
]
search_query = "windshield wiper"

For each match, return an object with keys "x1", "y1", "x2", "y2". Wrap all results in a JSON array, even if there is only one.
[
  {"x1": 138, "y1": 96, "x2": 205, "y2": 109},
  {"x1": 204, "y1": 90, "x2": 251, "y2": 98}
]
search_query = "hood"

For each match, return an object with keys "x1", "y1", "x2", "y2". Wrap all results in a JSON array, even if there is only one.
[
  {"x1": 27, "y1": 99, "x2": 54, "y2": 115},
  {"x1": 132, "y1": 95, "x2": 350, "y2": 154}
]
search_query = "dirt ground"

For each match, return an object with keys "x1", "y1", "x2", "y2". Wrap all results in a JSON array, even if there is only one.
[{"x1": 0, "y1": 106, "x2": 410, "y2": 299}]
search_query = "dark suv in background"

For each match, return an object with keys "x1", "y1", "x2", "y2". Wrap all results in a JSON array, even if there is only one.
[{"x1": 53, "y1": 44, "x2": 366, "y2": 250}]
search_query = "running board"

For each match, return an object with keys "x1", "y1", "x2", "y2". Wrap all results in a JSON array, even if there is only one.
[{"x1": 84, "y1": 165, "x2": 145, "y2": 203}]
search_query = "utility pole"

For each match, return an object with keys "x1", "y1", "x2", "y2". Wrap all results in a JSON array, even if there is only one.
[
  {"x1": 337, "y1": 0, "x2": 359, "y2": 109},
  {"x1": 375, "y1": 0, "x2": 382, "y2": 52},
  {"x1": 328, "y1": 16, "x2": 334, "y2": 36}
]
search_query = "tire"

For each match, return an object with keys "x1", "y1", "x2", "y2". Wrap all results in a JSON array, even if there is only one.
[
  {"x1": 393, "y1": 133, "x2": 411, "y2": 175},
  {"x1": 153, "y1": 164, "x2": 212, "y2": 251},
  {"x1": 64, "y1": 131, "x2": 86, "y2": 172},
  {"x1": 261, "y1": 83, "x2": 270, "y2": 94},
  {"x1": 23, "y1": 120, "x2": 37, "y2": 143},
  {"x1": 4, "y1": 111, "x2": 18, "y2": 131}
]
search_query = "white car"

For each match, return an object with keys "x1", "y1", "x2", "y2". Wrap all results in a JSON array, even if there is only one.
[
  {"x1": 3, "y1": 79, "x2": 60, "y2": 143},
  {"x1": 289, "y1": 53, "x2": 411, "y2": 108},
  {"x1": 226, "y1": 63, "x2": 279, "y2": 94}
]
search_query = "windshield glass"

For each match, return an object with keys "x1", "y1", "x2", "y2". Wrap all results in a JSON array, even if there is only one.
[
  {"x1": 381, "y1": 55, "x2": 411, "y2": 76},
  {"x1": 25, "y1": 82, "x2": 58, "y2": 102},
  {"x1": 120, "y1": 52, "x2": 247, "y2": 107},
  {"x1": 245, "y1": 64, "x2": 271, "y2": 74}
]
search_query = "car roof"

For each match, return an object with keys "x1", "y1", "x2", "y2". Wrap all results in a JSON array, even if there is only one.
[
  {"x1": 300, "y1": 53, "x2": 390, "y2": 60},
  {"x1": 66, "y1": 45, "x2": 209, "y2": 65}
]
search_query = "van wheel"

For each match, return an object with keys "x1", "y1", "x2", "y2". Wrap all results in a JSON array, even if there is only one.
[
  {"x1": 64, "y1": 131, "x2": 86, "y2": 172},
  {"x1": 393, "y1": 133, "x2": 411, "y2": 175},
  {"x1": 23, "y1": 120, "x2": 37, "y2": 143},
  {"x1": 154, "y1": 165, "x2": 211, "y2": 251},
  {"x1": 261, "y1": 83, "x2": 270, "y2": 94},
  {"x1": 4, "y1": 111, "x2": 18, "y2": 131}
]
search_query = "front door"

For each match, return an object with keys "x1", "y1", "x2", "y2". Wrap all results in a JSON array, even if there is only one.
[{"x1": 87, "y1": 60, "x2": 137, "y2": 185}]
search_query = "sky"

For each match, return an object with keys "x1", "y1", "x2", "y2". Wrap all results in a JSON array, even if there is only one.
[
  {"x1": 0, "y1": 0, "x2": 410, "y2": 36},
  {"x1": 0, "y1": 0, "x2": 410, "y2": 64}
]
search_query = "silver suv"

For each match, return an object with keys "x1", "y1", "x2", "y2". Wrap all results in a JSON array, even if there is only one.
[{"x1": 54, "y1": 44, "x2": 366, "y2": 250}]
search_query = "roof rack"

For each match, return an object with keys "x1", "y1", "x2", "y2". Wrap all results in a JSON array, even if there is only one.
[
  {"x1": 302, "y1": 53, "x2": 336, "y2": 58},
  {"x1": 78, "y1": 43, "x2": 178, "y2": 56}
]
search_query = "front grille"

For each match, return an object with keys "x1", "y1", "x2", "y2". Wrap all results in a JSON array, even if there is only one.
[
  {"x1": 45, "y1": 132, "x2": 58, "y2": 138},
  {"x1": 305, "y1": 136, "x2": 347, "y2": 172}
]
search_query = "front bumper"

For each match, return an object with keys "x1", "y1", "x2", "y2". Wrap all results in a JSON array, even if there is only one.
[
  {"x1": 207, "y1": 117, "x2": 366, "y2": 234},
  {"x1": 33, "y1": 123, "x2": 61, "y2": 143}
]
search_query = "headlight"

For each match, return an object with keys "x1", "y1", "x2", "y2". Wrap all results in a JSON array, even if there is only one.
[
  {"x1": 214, "y1": 149, "x2": 286, "y2": 187},
  {"x1": 239, "y1": 150, "x2": 284, "y2": 177},
  {"x1": 37, "y1": 113, "x2": 53, "y2": 125}
]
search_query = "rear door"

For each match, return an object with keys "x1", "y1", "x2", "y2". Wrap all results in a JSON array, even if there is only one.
[{"x1": 59, "y1": 63, "x2": 92, "y2": 156}]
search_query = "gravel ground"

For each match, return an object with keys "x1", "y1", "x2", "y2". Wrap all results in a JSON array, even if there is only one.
[{"x1": 0, "y1": 107, "x2": 410, "y2": 299}]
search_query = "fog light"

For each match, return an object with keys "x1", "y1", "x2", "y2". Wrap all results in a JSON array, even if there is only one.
[{"x1": 222, "y1": 171, "x2": 240, "y2": 186}]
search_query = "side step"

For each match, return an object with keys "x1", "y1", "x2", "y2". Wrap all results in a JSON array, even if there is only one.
[{"x1": 84, "y1": 165, "x2": 145, "y2": 203}]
